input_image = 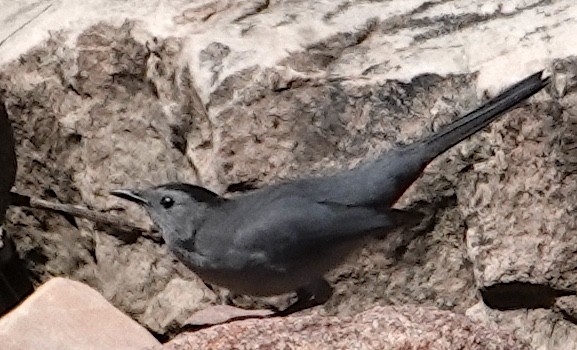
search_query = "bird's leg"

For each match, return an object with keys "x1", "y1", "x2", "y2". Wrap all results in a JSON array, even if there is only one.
[
  {"x1": 202, "y1": 282, "x2": 234, "y2": 306},
  {"x1": 275, "y1": 278, "x2": 333, "y2": 316},
  {"x1": 224, "y1": 293, "x2": 235, "y2": 306}
]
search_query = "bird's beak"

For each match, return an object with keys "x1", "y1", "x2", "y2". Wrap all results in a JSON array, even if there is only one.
[{"x1": 110, "y1": 189, "x2": 150, "y2": 206}]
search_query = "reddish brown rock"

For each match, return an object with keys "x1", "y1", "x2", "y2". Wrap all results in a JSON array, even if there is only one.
[
  {"x1": 0, "y1": 277, "x2": 160, "y2": 350},
  {"x1": 163, "y1": 305, "x2": 529, "y2": 350}
]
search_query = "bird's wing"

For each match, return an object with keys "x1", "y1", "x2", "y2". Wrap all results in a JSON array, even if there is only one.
[{"x1": 227, "y1": 194, "x2": 420, "y2": 263}]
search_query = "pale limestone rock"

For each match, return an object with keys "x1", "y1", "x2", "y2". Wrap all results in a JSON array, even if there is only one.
[{"x1": 0, "y1": 277, "x2": 160, "y2": 350}]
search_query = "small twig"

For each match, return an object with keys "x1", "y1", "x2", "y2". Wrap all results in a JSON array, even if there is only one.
[{"x1": 9, "y1": 192, "x2": 157, "y2": 239}]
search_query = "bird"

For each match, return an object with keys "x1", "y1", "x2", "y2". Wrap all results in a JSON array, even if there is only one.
[{"x1": 111, "y1": 71, "x2": 549, "y2": 315}]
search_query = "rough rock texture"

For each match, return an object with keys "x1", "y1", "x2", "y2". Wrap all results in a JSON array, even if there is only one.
[
  {"x1": 1, "y1": 24, "x2": 217, "y2": 336},
  {"x1": 468, "y1": 302, "x2": 577, "y2": 350},
  {"x1": 160, "y1": 305, "x2": 530, "y2": 350},
  {"x1": 460, "y1": 62, "x2": 577, "y2": 290},
  {"x1": 0, "y1": 0, "x2": 576, "y2": 347},
  {"x1": 0, "y1": 277, "x2": 160, "y2": 350}
]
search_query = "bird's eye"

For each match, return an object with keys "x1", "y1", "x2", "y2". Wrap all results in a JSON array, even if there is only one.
[{"x1": 160, "y1": 196, "x2": 174, "y2": 209}]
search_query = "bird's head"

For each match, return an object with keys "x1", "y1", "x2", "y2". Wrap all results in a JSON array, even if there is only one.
[{"x1": 110, "y1": 183, "x2": 224, "y2": 246}]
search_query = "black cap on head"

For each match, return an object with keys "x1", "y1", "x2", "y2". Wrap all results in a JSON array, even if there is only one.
[{"x1": 159, "y1": 183, "x2": 224, "y2": 205}]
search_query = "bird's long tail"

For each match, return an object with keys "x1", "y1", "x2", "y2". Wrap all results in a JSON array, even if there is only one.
[
  {"x1": 420, "y1": 71, "x2": 549, "y2": 161},
  {"x1": 292, "y1": 71, "x2": 550, "y2": 208}
]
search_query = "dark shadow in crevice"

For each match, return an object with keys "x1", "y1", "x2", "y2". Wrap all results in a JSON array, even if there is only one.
[
  {"x1": 0, "y1": 229, "x2": 34, "y2": 316},
  {"x1": 225, "y1": 179, "x2": 260, "y2": 194},
  {"x1": 481, "y1": 282, "x2": 574, "y2": 310}
]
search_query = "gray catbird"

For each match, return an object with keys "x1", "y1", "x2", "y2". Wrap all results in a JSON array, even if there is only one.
[{"x1": 111, "y1": 71, "x2": 549, "y2": 315}]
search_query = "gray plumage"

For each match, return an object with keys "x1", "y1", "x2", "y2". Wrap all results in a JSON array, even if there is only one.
[{"x1": 111, "y1": 71, "x2": 549, "y2": 314}]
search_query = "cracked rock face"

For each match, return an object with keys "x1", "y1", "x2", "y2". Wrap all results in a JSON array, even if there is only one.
[
  {"x1": 1, "y1": 24, "x2": 216, "y2": 336},
  {"x1": 0, "y1": 0, "x2": 577, "y2": 347}
]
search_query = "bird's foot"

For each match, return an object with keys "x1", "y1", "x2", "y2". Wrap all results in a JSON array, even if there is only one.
[{"x1": 274, "y1": 278, "x2": 333, "y2": 317}]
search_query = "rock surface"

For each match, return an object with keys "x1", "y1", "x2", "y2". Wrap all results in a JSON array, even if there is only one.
[
  {"x1": 0, "y1": 0, "x2": 576, "y2": 347},
  {"x1": 467, "y1": 302, "x2": 577, "y2": 350},
  {"x1": 0, "y1": 277, "x2": 160, "y2": 350},
  {"x1": 161, "y1": 305, "x2": 530, "y2": 350},
  {"x1": 183, "y1": 304, "x2": 273, "y2": 327}
]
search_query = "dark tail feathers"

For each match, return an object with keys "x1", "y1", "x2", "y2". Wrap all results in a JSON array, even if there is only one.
[{"x1": 421, "y1": 71, "x2": 549, "y2": 160}]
